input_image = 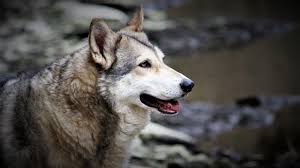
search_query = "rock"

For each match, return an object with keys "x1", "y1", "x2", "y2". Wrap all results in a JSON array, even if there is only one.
[
  {"x1": 129, "y1": 123, "x2": 211, "y2": 167},
  {"x1": 130, "y1": 136, "x2": 212, "y2": 168},
  {"x1": 0, "y1": 0, "x2": 55, "y2": 19},
  {"x1": 258, "y1": 104, "x2": 300, "y2": 159},
  {"x1": 148, "y1": 19, "x2": 294, "y2": 55},
  {"x1": 140, "y1": 122, "x2": 195, "y2": 145},
  {"x1": 55, "y1": 1, "x2": 129, "y2": 33},
  {"x1": 0, "y1": 17, "x2": 78, "y2": 73},
  {"x1": 151, "y1": 96, "x2": 300, "y2": 139},
  {"x1": 86, "y1": 0, "x2": 145, "y2": 7},
  {"x1": 236, "y1": 96, "x2": 261, "y2": 108},
  {"x1": 86, "y1": 0, "x2": 189, "y2": 10},
  {"x1": 24, "y1": 19, "x2": 56, "y2": 39},
  {"x1": 144, "y1": 20, "x2": 176, "y2": 31},
  {"x1": 0, "y1": 62, "x2": 8, "y2": 73}
]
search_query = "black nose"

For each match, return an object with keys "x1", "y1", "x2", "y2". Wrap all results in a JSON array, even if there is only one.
[{"x1": 180, "y1": 79, "x2": 194, "y2": 93}]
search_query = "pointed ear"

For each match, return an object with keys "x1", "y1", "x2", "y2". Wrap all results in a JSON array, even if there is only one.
[
  {"x1": 125, "y1": 7, "x2": 144, "y2": 32},
  {"x1": 89, "y1": 18, "x2": 117, "y2": 70}
]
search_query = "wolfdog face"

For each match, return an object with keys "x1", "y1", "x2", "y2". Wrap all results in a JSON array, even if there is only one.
[{"x1": 89, "y1": 8, "x2": 194, "y2": 115}]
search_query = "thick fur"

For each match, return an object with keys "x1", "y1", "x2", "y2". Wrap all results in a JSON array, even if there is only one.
[{"x1": 0, "y1": 8, "x2": 192, "y2": 168}]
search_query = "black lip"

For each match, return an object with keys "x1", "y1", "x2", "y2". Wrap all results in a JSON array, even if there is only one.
[
  {"x1": 140, "y1": 93, "x2": 178, "y2": 114},
  {"x1": 140, "y1": 94, "x2": 157, "y2": 108}
]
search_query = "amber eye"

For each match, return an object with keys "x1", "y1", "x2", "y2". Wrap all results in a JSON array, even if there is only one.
[{"x1": 139, "y1": 60, "x2": 152, "y2": 68}]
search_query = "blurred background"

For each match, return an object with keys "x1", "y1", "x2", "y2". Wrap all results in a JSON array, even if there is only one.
[{"x1": 1, "y1": 0, "x2": 300, "y2": 167}]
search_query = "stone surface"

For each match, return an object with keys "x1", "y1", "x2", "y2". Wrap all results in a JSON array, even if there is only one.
[
  {"x1": 148, "y1": 19, "x2": 294, "y2": 55},
  {"x1": 151, "y1": 96, "x2": 300, "y2": 140},
  {"x1": 130, "y1": 123, "x2": 211, "y2": 168},
  {"x1": 55, "y1": 1, "x2": 129, "y2": 33},
  {"x1": 0, "y1": 0, "x2": 130, "y2": 73},
  {"x1": 140, "y1": 122, "x2": 195, "y2": 144}
]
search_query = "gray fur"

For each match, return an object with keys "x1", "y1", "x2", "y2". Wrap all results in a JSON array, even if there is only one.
[
  {"x1": 0, "y1": 24, "x2": 152, "y2": 168},
  {"x1": 0, "y1": 46, "x2": 120, "y2": 168},
  {"x1": 0, "y1": 8, "x2": 190, "y2": 168}
]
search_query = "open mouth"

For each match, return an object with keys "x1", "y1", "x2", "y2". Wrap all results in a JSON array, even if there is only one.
[{"x1": 140, "y1": 94, "x2": 180, "y2": 114}]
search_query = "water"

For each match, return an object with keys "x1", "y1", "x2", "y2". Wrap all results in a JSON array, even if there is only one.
[
  {"x1": 167, "y1": 0, "x2": 299, "y2": 21},
  {"x1": 165, "y1": 0, "x2": 300, "y2": 104}
]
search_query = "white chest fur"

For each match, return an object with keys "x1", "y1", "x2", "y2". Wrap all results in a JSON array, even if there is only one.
[
  {"x1": 105, "y1": 106, "x2": 150, "y2": 168},
  {"x1": 117, "y1": 111, "x2": 150, "y2": 143}
]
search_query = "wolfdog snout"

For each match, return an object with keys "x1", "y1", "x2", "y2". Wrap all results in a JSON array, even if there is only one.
[{"x1": 180, "y1": 79, "x2": 194, "y2": 93}]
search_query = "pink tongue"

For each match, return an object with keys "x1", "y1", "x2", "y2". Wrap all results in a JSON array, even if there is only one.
[{"x1": 158, "y1": 101, "x2": 180, "y2": 113}]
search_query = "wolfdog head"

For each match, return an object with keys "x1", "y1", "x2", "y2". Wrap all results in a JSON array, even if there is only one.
[{"x1": 89, "y1": 8, "x2": 194, "y2": 115}]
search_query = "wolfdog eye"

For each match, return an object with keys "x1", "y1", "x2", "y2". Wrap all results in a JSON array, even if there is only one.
[{"x1": 139, "y1": 61, "x2": 152, "y2": 68}]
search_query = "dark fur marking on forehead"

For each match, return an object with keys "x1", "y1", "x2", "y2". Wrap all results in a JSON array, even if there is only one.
[
  {"x1": 106, "y1": 56, "x2": 136, "y2": 79},
  {"x1": 105, "y1": 34, "x2": 138, "y2": 79},
  {"x1": 105, "y1": 32, "x2": 161, "y2": 79}
]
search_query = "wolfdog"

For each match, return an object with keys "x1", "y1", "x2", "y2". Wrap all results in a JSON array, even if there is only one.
[{"x1": 0, "y1": 8, "x2": 194, "y2": 168}]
